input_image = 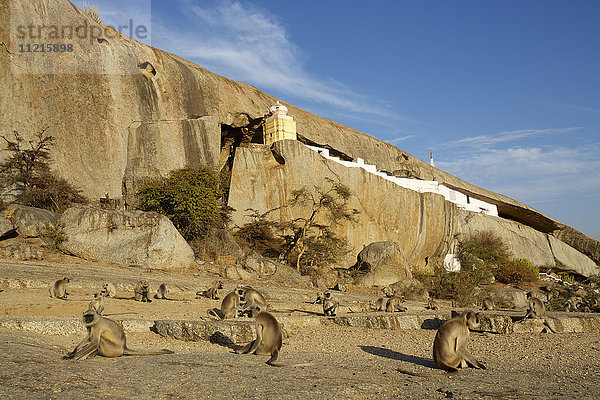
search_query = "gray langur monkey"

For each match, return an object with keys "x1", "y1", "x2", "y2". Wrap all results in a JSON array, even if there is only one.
[
  {"x1": 64, "y1": 307, "x2": 173, "y2": 360},
  {"x1": 397, "y1": 311, "x2": 486, "y2": 377},
  {"x1": 386, "y1": 296, "x2": 407, "y2": 312},
  {"x1": 236, "y1": 305, "x2": 283, "y2": 366},
  {"x1": 101, "y1": 282, "x2": 116, "y2": 298},
  {"x1": 49, "y1": 277, "x2": 70, "y2": 299},
  {"x1": 524, "y1": 292, "x2": 546, "y2": 319},
  {"x1": 134, "y1": 280, "x2": 152, "y2": 302},
  {"x1": 313, "y1": 292, "x2": 325, "y2": 304},
  {"x1": 236, "y1": 286, "x2": 267, "y2": 310},
  {"x1": 154, "y1": 283, "x2": 170, "y2": 300},
  {"x1": 427, "y1": 296, "x2": 440, "y2": 311},
  {"x1": 374, "y1": 297, "x2": 387, "y2": 311},
  {"x1": 208, "y1": 290, "x2": 243, "y2": 320},
  {"x1": 323, "y1": 291, "x2": 339, "y2": 316},
  {"x1": 482, "y1": 297, "x2": 495, "y2": 311},
  {"x1": 89, "y1": 292, "x2": 105, "y2": 315},
  {"x1": 523, "y1": 291, "x2": 555, "y2": 333},
  {"x1": 563, "y1": 296, "x2": 583, "y2": 312},
  {"x1": 197, "y1": 280, "x2": 223, "y2": 300}
]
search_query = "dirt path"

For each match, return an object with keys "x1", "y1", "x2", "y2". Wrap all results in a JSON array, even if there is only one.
[{"x1": 1, "y1": 259, "x2": 600, "y2": 399}]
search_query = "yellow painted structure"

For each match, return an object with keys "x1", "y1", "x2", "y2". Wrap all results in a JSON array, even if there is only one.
[{"x1": 263, "y1": 101, "x2": 297, "y2": 145}]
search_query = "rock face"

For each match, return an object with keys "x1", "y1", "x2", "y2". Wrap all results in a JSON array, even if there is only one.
[
  {"x1": 59, "y1": 206, "x2": 194, "y2": 269},
  {"x1": 353, "y1": 241, "x2": 412, "y2": 286},
  {"x1": 456, "y1": 211, "x2": 598, "y2": 277},
  {"x1": 1, "y1": 0, "x2": 598, "y2": 270},
  {"x1": 9, "y1": 205, "x2": 60, "y2": 238},
  {"x1": 228, "y1": 140, "x2": 600, "y2": 277},
  {"x1": 228, "y1": 140, "x2": 454, "y2": 272},
  {"x1": 0, "y1": 217, "x2": 15, "y2": 239}
]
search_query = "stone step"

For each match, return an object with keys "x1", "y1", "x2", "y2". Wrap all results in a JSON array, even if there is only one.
[
  {"x1": 3, "y1": 311, "x2": 600, "y2": 339},
  {"x1": 0, "y1": 317, "x2": 155, "y2": 335}
]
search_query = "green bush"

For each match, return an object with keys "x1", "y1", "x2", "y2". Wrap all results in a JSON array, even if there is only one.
[
  {"x1": 456, "y1": 230, "x2": 510, "y2": 272},
  {"x1": 495, "y1": 258, "x2": 539, "y2": 284},
  {"x1": 136, "y1": 167, "x2": 230, "y2": 241},
  {"x1": 37, "y1": 221, "x2": 67, "y2": 250}
]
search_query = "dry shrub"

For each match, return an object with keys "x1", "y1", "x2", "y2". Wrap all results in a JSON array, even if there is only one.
[
  {"x1": 414, "y1": 263, "x2": 481, "y2": 307},
  {"x1": 234, "y1": 210, "x2": 284, "y2": 259},
  {"x1": 18, "y1": 174, "x2": 86, "y2": 213},
  {"x1": 495, "y1": 258, "x2": 539, "y2": 284}
]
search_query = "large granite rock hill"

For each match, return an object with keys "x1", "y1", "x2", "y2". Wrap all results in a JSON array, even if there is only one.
[{"x1": 1, "y1": 0, "x2": 598, "y2": 275}]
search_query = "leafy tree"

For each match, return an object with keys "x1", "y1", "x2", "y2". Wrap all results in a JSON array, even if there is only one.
[{"x1": 136, "y1": 167, "x2": 231, "y2": 241}]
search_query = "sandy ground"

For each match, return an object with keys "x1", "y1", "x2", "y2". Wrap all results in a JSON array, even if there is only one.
[{"x1": 1, "y1": 259, "x2": 600, "y2": 399}]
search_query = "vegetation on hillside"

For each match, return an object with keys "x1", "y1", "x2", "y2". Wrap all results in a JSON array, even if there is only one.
[
  {"x1": 0, "y1": 128, "x2": 87, "y2": 213},
  {"x1": 82, "y1": 2, "x2": 103, "y2": 23},
  {"x1": 136, "y1": 167, "x2": 232, "y2": 242},
  {"x1": 416, "y1": 230, "x2": 540, "y2": 306},
  {"x1": 235, "y1": 179, "x2": 358, "y2": 274}
]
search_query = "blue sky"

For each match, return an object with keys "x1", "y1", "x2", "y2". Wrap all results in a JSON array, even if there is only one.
[{"x1": 74, "y1": 0, "x2": 600, "y2": 240}]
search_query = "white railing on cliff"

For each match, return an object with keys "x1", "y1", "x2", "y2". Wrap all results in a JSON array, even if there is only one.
[{"x1": 304, "y1": 144, "x2": 498, "y2": 217}]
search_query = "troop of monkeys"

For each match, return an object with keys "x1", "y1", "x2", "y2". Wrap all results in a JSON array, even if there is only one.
[
  {"x1": 50, "y1": 276, "x2": 562, "y2": 375},
  {"x1": 48, "y1": 277, "x2": 169, "y2": 304}
]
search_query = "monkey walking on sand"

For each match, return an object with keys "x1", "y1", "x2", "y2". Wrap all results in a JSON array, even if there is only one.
[{"x1": 236, "y1": 304, "x2": 311, "y2": 367}]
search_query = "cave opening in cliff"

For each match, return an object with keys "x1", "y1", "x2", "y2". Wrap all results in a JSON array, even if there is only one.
[{"x1": 218, "y1": 117, "x2": 265, "y2": 202}]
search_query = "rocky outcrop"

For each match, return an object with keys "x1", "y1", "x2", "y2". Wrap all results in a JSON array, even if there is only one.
[
  {"x1": 59, "y1": 206, "x2": 194, "y2": 269},
  {"x1": 353, "y1": 241, "x2": 412, "y2": 286},
  {"x1": 8, "y1": 205, "x2": 60, "y2": 238},
  {"x1": 0, "y1": 217, "x2": 15, "y2": 239},
  {"x1": 228, "y1": 140, "x2": 454, "y2": 272},
  {"x1": 547, "y1": 235, "x2": 598, "y2": 277},
  {"x1": 456, "y1": 211, "x2": 599, "y2": 277},
  {"x1": 1, "y1": 0, "x2": 598, "y2": 266}
]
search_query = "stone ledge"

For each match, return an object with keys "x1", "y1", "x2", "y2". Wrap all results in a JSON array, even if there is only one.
[
  {"x1": 330, "y1": 312, "x2": 451, "y2": 330},
  {"x1": 0, "y1": 317, "x2": 154, "y2": 335},
  {"x1": 154, "y1": 319, "x2": 255, "y2": 344},
  {"x1": 2, "y1": 312, "x2": 600, "y2": 338}
]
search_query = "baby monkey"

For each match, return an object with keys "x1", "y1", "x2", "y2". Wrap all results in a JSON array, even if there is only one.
[
  {"x1": 134, "y1": 280, "x2": 152, "y2": 302},
  {"x1": 49, "y1": 277, "x2": 70, "y2": 299}
]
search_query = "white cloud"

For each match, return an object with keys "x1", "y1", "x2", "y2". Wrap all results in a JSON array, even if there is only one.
[
  {"x1": 151, "y1": 0, "x2": 401, "y2": 118},
  {"x1": 386, "y1": 135, "x2": 415, "y2": 145},
  {"x1": 437, "y1": 144, "x2": 600, "y2": 203},
  {"x1": 440, "y1": 127, "x2": 583, "y2": 149}
]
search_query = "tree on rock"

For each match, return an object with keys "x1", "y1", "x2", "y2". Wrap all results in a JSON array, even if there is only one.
[
  {"x1": 0, "y1": 127, "x2": 87, "y2": 212},
  {"x1": 282, "y1": 178, "x2": 359, "y2": 272}
]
